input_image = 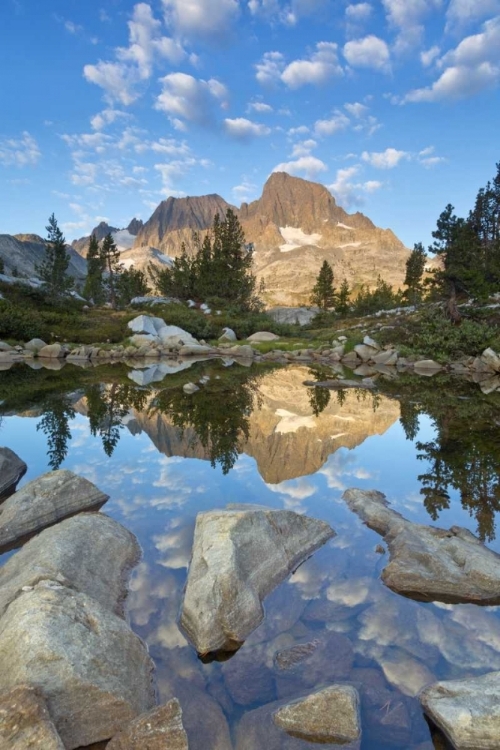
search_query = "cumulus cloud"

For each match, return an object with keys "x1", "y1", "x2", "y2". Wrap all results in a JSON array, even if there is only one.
[
  {"x1": 0, "y1": 131, "x2": 41, "y2": 167},
  {"x1": 403, "y1": 17, "x2": 500, "y2": 102},
  {"x1": 346, "y1": 2, "x2": 373, "y2": 20},
  {"x1": 155, "y1": 72, "x2": 228, "y2": 126},
  {"x1": 382, "y1": 0, "x2": 443, "y2": 53},
  {"x1": 343, "y1": 35, "x2": 391, "y2": 71},
  {"x1": 281, "y1": 42, "x2": 343, "y2": 87},
  {"x1": 314, "y1": 111, "x2": 350, "y2": 136},
  {"x1": 224, "y1": 117, "x2": 271, "y2": 140},
  {"x1": 272, "y1": 155, "x2": 327, "y2": 178},
  {"x1": 84, "y1": 3, "x2": 185, "y2": 104},
  {"x1": 255, "y1": 51, "x2": 286, "y2": 85},
  {"x1": 420, "y1": 45, "x2": 440, "y2": 67},
  {"x1": 362, "y1": 147, "x2": 408, "y2": 168},
  {"x1": 247, "y1": 100, "x2": 274, "y2": 113},
  {"x1": 344, "y1": 101, "x2": 369, "y2": 118},
  {"x1": 162, "y1": 0, "x2": 239, "y2": 41},
  {"x1": 328, "y1": 164, "x2": 382, "y2": 208},
  {"x1": 90, "y1": 108, "x2": 129, "y2": 130},
  {"x1": 232, "y1": 178, "x2": 259, "y2": 202},
  {"x1": 446, "y1": 0, "x2": 500, "y2": 30},
  {"x1": 249, "y1": 0, "x2": 329, "y2": 25},
  {"x1": 290, "y1": 138, "x2": 317, "y2": 157}
]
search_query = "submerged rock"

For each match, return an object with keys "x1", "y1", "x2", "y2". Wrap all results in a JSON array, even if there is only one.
[
  {"x1": 107, "y1": 699, "x2": 188, "y2": 749},
  {"x1": 0, "y1": 514, "x2": 155, "y2": 749},
  {"x1": 343, "y1": 489, "x2": 500, "y2": 605},
  {"x1": 0, "y1": 684, "x2": 65, "y2": 749},
  {"x1": 0, "y1": 470, "x2": 109, "y2": 551},
  {"x1": 180, "y1": 508, "x2": 334, "y2": 655},
  {"x1": 0, "y1": 447, "x2": 27, "y2": 500},
  {"x1": 420, "y1": 671, "x2": 500, "y2": 750},
  {"x1": 273, "y1": 685, "x2": 361, "y2": 744}
]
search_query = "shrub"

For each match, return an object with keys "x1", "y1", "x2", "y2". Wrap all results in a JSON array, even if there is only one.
[{"x1": 0, "y1": 302, "x2": 48, "y2": 341}]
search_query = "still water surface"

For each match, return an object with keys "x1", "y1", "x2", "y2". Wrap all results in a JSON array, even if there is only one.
[{"x1": 1, "y1": 360, "x2": 500, "y2": 749}]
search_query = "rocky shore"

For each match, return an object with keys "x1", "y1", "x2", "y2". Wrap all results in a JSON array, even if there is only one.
[{"x1": 1, "y1": 313, "x2": 499, "y2": 393}]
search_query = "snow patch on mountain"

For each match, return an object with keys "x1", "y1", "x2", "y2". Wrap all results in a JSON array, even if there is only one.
[
  {"x1": 337, "y1": 222, "x2": 354, "y2": 230},
  {"x1": 279, "y1": 226, "x2": 322, "y2": 253}
]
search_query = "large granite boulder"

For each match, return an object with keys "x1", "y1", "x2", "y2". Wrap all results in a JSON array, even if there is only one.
[
  {"x1": 0, "y1": 470, "x2": 109, "y2": 551},
  {"x1": 343, "y1": 489, "x2": 500, "y2": 605},
  {"x1": 0, "y1": 514, "x2": 155, "y2": 749},
  {"x1": 420, "y1": 671, "x2": 500, "y2": 750},
  {"x1": 0, "y1": 448, "x2": 27, "y2": 500},
  {"x1": 247, "y1": 332, "x2": 280, "y2": 342},
  {"x1": 107, "y1": 699, "x2": 188, "y2": 749},
  {"x1": 0, "y1": 684, "x2": 65, "y2": 749},
  {"x1": 38, "y1": 343, "x2": 67, "y2": 359},
  {"x1": 180, "y1": 507, "x2": 334, "y2": 655},
  {"x1": 127, "y1": 315, "x2": 161, "y2": 336},
  {"x1": 219, "y1": 327, "x2": 237, "y2": 342},
  {"x1": 273, "y1": 686, "x2": 361, "y2": 745}
]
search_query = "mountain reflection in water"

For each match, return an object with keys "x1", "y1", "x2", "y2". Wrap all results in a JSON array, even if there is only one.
[{"x1": 2, "y1": 361, "x2": 500, "y2": 749}]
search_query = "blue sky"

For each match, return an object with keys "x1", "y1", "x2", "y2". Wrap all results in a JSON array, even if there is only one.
[{"x1": 1, "y1": 0, "x2": 499, "y2": 247}]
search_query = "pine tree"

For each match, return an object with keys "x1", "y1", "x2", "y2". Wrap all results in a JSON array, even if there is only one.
[
  {"x1": 404, "y1": 242, "x2": 427, "y2": 304},
  {"x1": 37, "y1": 214, "x2": 73, "y2": 297},
  {"x1": 310, "y1": 260, "x2": 335, "y2": 310},
  {"x1": 83, "y1": 235, "x2": 105, "y2": 304},
  {"x1": 116, "y1": 266, "x2": 151, "y2": 305},
  {"x1": 336, "y1": 279, "x2": 350, "y2": 316},
  {"x1": 100, "y1": 233, "x2": 123, "y2": 308}
]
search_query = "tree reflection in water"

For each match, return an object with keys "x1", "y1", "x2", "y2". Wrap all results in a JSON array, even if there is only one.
[
  {"x1": 37, "y1": 396, "x2": 75, "y2": 470},
  {"x1": 85, "y1": 383, "x2": 149, "y2": 457}
]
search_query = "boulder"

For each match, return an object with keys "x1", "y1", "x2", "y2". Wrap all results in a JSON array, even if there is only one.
[
  {"x1": 0, "y1": 514, "x2": 155, "y2": 749},
  {"x1": 273, "y1": 686, "x2": 361, "y2": 745},
  {"x1": 363, "y1": 335, "x2": 380, "y2": 349},
  {"x1": 24, "y1": 338, "x2": 47, "y2": 353},
  {"x1": 341, "y1": 351, "x2": 361, "y2": 367},
  {"x1": 180, "y1": 508, "x2": 334, "y2": 655},
  {"x1": 0, "y1": 470, "x2": 109, "y2": 551},
  {"x1": 232, "y1": 344, "x2": 254, "y2": 358},
  {"x1": 127, "y1": 315, "x2": 159, "y2": 337},
  {"x1": 129, "y1": 334, "x2": 157, "y2": 348},
  {"x1": 354, "y1": 344, "x2": 379, "y2": 362},
  {"x1": 0, "y1": 583, "x2": 155, "y2": 749},
  {"x1": 420, "y1": 671, "x2": 500, "y2": 750},
  {"x1": 0, "y1": 513, "x2": 142, "y2": 619},
  {"x1": 0, "y1": 342, "x2": 12, "y2": 351},
  {"x1": 0, "y1": 684, "x2": 65, "y2": 749},
  {"x1": 267, "y1": 307, "x2": 319, "y2": 326},
  {"x1": 183, "y1": 383, "x2": 199, "y2": 394},
  {"x1": 38, "y1": 343, "x2": 67, "y2": 359},
  {"x1": 107, "y1": 699, "x2": 188, "y2": 749},
  {"x1": 480, "y1": 347, "x2": 500, "y2": 373},
  {"x1": 219, "y1": 327, "x2": 237, "y2": 342},
  {"x1": 413, "y1": 359, "x2": 442, "y2": 372},
  {"x1": 247, "y1": 332, "x2": 280, "y2": 342},
  {"x1": 343, "y1": 489, "x2": 500, "y2": 605},
  {"x1": 178, "y1": 344, "x2": 214, "y2": 357},
  {"x1": 157, "y1": 325, "x2": 198, "y2": 346},
  {"x1": 371, "y1": 350, "x2": 398, "y2": 366},
  {"x1": 0, "y1": 447, "x2": 27, "y2": 500}
]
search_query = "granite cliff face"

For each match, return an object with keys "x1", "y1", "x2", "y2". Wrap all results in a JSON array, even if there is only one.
[
  {"x1": 0, "y1": 234, "x2": 87, "y2": 281},
  {"x1": 130, "y1": 172, "x2": 410, "y2": 305}
]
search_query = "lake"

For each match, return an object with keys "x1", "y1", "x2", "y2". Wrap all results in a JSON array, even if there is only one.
[{"x1": 1, "y1": 359, "x2": 500, "y2": 749}]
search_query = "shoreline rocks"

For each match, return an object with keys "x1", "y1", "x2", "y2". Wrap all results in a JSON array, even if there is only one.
[
  {"x1": 343, "y1": 488, "x2": 500, "y2": 605},
  {"x1": 0, "y1": 684, "x2": 65, "y2": 750},
  {"x1": 180, "y1": 507, "x2": 334, "y2": 655},
  {"x1": 0, "y1": 448, "x2": 27, "y2": 500},
  {"x1": 107, "y1": 699, "x2": 188, "y2": 750}
]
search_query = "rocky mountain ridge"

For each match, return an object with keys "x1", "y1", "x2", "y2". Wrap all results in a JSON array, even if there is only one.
[{"x1": 0, "y1": 234, "x2": 87, "y2": 282}]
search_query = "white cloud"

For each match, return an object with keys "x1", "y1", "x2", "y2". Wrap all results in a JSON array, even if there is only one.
[
  {"x1": 155, "y1": 73, "x2": 228, "y2": 126},
  {"x1": 382, "y1": 0, "x2": 443, "y2": 53},
  {"x1": 64, "y1": 20, "x2": 84, "y2": 35},
  {"x1": 90, "y1": 108, "x2": 129, "y2": 130},
  {"x1": 314, "y1": 112, "x2": 350, "y2": 136},
  {"x1": 247, "y1": 100, "x2": 274, "y2": 113},
  {"x1": 346, "y1": 2, "x2": 373, "y2": 20},
  {"x1": 0, "y1": 131, "x2": 41, "y2": 167},
  {"x1": 344, "y1": 101, "x2": 369, "y2": 118},
  {"x1": 420, "y1": 45, "x2": 440, "y2": 67},
  {"x1": 281, "y1": 42, "x2": 343, "y2": 87},
  {"x1": 288, "y1": 125, "x2": 310, "y2": 136},
  {"x1": 232, "y1": 178, "x2": 259, "y2": 202},
  {"x1": 224, "y1": 117, "x2": 272, "y2": 140},
  {"x1": 249, "y1": 0, "x2": 329, "y2": 24},
  {"x1": 272, "y1": 155, "x2": 327, "y2": 178},
  {"x1": 446, "y1": 0, "x2": 500, "y2": 30},
  {"x1": 362, "y1": 147, "x2": 408, "y2": 168},
  {"x1": 290, "y1": 138, "x2": 317, "y2": 157},
  {"x1": 256, "y1": 51, "x2": 286, "y2": 85},
  {"x1": 162, "y1": 0, "x2": 239, "y2": 41},
  {"x1": 418, "y1": 146, "x2": 446, "y2": 167},
  {"x1": 404, "y1": 17, "x2": 500, "y2": 102},
  {"x1": 343, "y1": 35, "x2": 391, "y2": 72},
  {"x1": 84, "y1": 3, "x2": 185, "y2": 105},
  {"x1": 329, "y1": 165, "x2": 384, "y2": 208}
]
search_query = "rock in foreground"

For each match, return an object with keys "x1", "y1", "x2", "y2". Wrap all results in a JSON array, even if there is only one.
[
  {"x1": 0, "y1": 469, "x2": 109, "y2": 551},
  {"x1": 107, "y1": 699, "x2": 188, "y2": 749},
  {"x1": 0, "y1": 684, "x2": 64, "y2": 749},
  {"x1": 180, "y1": 508, "x2": 334, "y2": 654},
  {"x1": 273, "y1": 686, "x2": 361, "y2": 744},
  {"x1": 420, "y1": 671, "x2": 500, "y2": 750},
  {"x1": 0, "y1": 447, "x2": 27, "y2": 500},
  {"x1": 343, "y1": 489, "x2": 500, "y2": 605}
]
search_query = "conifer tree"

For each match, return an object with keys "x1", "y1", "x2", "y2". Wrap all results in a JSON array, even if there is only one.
[
  {"x1": 37, "y1": 214, "x2": 73, "y2": 298},
  {"x1": 310, "y1": 260, "x2": 335, "y2": 310},
  {"x1": 404, "y1": 242, "x2": 427, "y2": 304},
  {"x1": 83, "y1": 234, "x2": 105, "y2": 304},
  {"x1": 336, "y1": 278, "x2": 351, "y2": 316},
  {"x1": 100, "y1": 232, "x2": 123, "y2": 308}
]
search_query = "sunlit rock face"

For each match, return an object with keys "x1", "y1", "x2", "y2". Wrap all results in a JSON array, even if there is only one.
[{"x1": 104, "y1": 366, "x2": 400, "y2": 484}]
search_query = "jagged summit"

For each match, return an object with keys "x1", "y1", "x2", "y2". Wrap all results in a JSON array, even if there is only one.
[{"x1": 127, "y1": 218, "x2": 143, "y2": 236}]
